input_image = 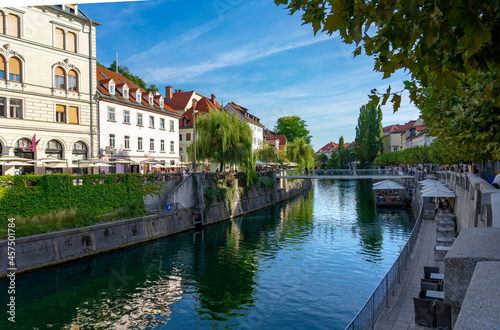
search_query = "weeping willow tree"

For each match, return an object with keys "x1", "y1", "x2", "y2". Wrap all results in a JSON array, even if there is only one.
[
  {"x1": 256, "y1": 144, "x2": 284, "y2": 165},
  {"x1": 286, "y1": 138, "x2": 315, "y2": 169},
  {"x1": 195, "y1": 108, "x2": 253, "y2": 172}
]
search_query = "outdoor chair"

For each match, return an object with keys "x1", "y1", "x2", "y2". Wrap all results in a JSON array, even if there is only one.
[
  {"x1": 413, "y1": 297, "x2": 436, "y2": 327},
  {"x1": 421, "y1": 280, "x2": 439, "y2": 292},
  {"x1": 435, "y1": 300, "x2": 452, "y2": 329},
  {"x1": 424, "y1": 266, "x2": 440, "y2": 279}
]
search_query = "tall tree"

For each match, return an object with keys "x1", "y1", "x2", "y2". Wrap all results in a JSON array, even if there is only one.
[
  {"x1": 195, "y1": 108, "x2": 253, "y2": 172},
  {"x1": 338, "y1": 136, "x2": 344, "y2": 150},
  {"x1": 354, "y1": 105, "x2": 383, "y2": 166},
  {"x1": 256, "y1": 144, "x2": 284, "y2": 165},
  {"x1": 274, "y1": 116, "x2": 312, "y2": 144}
]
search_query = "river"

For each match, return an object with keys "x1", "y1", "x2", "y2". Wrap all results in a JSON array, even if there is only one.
[{"x1": 0, "y1": 179, "x2": 414, "y2": 329}]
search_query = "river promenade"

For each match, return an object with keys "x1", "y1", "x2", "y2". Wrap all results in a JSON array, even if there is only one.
[{"x1": 374, "y1": 214, "x2": 444, "y2": 329}]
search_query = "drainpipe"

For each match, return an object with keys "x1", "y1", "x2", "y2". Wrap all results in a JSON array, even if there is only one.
[{"x1": 88, "y1": 17, "x2": 94, "y2": 159}]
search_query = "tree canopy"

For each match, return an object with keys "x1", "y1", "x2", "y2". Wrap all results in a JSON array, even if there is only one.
[
  {"x1": 354, "y1": 104, "x2": 383, "y2": 166},
  {"x1": 274, "y1": 116, "x2": 312, "y2": 144},
  {"x1": 195, "y1": 108, "x2": 253, "y2": 171},
  {"x1": 106, "y1": 61, "x2": 159, "y2": 93},
  {"x1": 256, "y1": 144, "x2": 285, "y2": 165},
  {"x1": 286, "y1": 138, "x2": 316, "y2": 169},
  {"x1": 275, "y1": 0, "x2": 500, "y2": 111}
]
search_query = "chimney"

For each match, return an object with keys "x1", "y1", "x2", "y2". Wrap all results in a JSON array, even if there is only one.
[
  {"x1": 211, "y1": 94, "x2": 216, "y2": 104},
  {"x1": 165, "y1": 86, "x2": 173, "y2": 101}
]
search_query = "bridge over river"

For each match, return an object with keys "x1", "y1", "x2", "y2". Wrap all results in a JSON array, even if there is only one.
[{"x1": 277, "y1": 169, "x2": 415, "y2": 180}]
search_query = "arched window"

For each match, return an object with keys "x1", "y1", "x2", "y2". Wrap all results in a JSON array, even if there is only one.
[
  {"x1": 55, "y1": 28, "x2": 64, "y2": 49},
  {"x1": 67, "y1": 32, "x2": 76, "y2": 52},
  {"x1": 8, "y1": 57, "x2": 21, "y2": 82},
  {"x1": 0, "y1": 55, "x2": 5, "y2": 79},
  {"x1": 68, "y1": 69, "x2": 78, "y2": 91},
  {"x1": 46, "y1": 140, "x2": 63, "y2": 160},
  {"x1": 7, "y1": 14, "x2": 19, "y2": 38},
  {"x1": 55, "y1": 67, "x2": 65, "y2": 89},
  {"x1": 72, "y1": 141, "x2": 88, "y2": 174}
]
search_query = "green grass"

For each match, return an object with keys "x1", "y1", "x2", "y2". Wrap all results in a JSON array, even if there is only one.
[{"x1": 0, "y1": 201, "x2": 150, "y2": 240}]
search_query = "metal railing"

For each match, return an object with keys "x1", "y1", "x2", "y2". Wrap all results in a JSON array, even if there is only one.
[
  {"x1": 345, "y1": 202, "x2": 424, "y2": 330},
  {"x1": 282, "y1": 168, "x2": 416, "y2": 177}
]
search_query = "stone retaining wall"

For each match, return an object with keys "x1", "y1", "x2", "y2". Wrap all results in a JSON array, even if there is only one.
[{"x1": 0, "y1": 175, "x2": 311, "y2": 277}]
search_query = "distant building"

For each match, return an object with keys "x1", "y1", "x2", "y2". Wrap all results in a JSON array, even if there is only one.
[
  {"x1": 382, "y1": 118, "x2": 435, "y2": 153},
  {"x1": 316, "y1": 141, "x2": 354, "y2": 158},
  {"x1": 224, "y1": 102, "x2": 264, "y2": 152},
  {"x1": 263, "y1": 129, "x2": 287, "y2": 152},
  {"x1": 178, "y1": 95, "x2": 220, "y2": 165},
  {"x1": 382, "y1": 120, "x2": 416, "y2": 153}
]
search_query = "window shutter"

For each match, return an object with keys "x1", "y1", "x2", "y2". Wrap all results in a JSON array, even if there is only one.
[
  {"x1": 7, "y1": 14, "x2": 19, "y2": 37},
  {"x1": 0, "y1": 55, "x2": 5, "y2": 78},
  {"x1": 55, "y1": 67, "x2": 65, "y2": 76},
  {"x1": 68, "y1": 106, "x2": 78, "y2": 124},
  {"x1": 56, "y1": 104, "x2": 65, "y2": 113},
  {"x1": 9, "y1": 57, "x2": 21, "y2": 80},
  {"x1": 67, "y1": 32, "x2": 76, "y2": 52},
  {"x1": 55, "y1": 28, "x2": 64, "y2": 49}
]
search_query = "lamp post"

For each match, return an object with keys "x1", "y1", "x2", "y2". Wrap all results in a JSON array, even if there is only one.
[{"x1": 192, "y1": 99, "x2": 198, "y2": 173}]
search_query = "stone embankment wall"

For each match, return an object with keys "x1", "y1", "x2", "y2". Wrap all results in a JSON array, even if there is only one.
[
  {"x1": 435, "y1": 171, "x2": 498, "y2": 229},
  {"x1": 434, "y1": 171, "x2": 500, "y2": 327},
  {"x1": 0, "y1": 173, "x2": 311, "y2": 277}
]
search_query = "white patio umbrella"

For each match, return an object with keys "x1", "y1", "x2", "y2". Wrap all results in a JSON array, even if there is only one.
[
  {"x1": 372, "y1": 181, "x2": 405, "y2": 190},
  {"x1": 421, "y1": 189, "x2": 456, "y2": 198},
  {"x1": 0, "y1": 155, "x2": 32, "y2": 162}
]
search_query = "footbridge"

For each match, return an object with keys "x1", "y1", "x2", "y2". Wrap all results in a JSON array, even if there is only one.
[{"x1": 277, "y1": 169, "x2": 415, "y2": 180}]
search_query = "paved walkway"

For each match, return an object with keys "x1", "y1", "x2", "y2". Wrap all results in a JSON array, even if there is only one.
[{"x1": 374, "y1": 212, "x2": 450, "y2": 330}]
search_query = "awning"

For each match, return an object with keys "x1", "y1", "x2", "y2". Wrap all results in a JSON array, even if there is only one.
[{"x1": 372, "y1": 181, "x2": 405, "y2": 190}]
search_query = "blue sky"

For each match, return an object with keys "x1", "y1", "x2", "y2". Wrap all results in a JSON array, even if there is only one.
[{"x1": 80, "y1": 0, "x2": 420, "y2": 150}]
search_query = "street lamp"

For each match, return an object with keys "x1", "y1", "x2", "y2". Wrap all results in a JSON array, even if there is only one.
[{"x1": 192, "y1": 99, "x2": 198, "y2": 173}]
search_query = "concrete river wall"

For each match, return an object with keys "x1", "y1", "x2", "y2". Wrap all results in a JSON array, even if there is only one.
[{"x1": 0, "y1": 172, "x2": 311, "y2": 277}]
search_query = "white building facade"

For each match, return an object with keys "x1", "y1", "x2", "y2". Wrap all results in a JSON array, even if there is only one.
[
  {"x1": 97, "y1": 67, "x2": 181, "y2": 173},
  {"x1": 224, "y1": 102, "x2": 264, "y2": 152},
  {"x1": 0, "y1": 5, "x2": 98, "y2": 175}
]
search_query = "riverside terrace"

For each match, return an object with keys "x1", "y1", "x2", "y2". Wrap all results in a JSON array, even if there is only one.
[{"x1": 278, "y1": 168, "x2": 415, "y2": 180}]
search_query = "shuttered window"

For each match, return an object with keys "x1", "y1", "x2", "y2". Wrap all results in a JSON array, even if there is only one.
[
  {"x1": 56, "y1": 104, "x2": 66, "y2": 123},
  {"x1": 7, "y1": 14, "x2": 19, "y2": 38},
  {"x1": 67, "y1": 32, "x2": 76, "y2": 52},
  {"x1": 68, "y1": 70, "x2": 77, "y2": 91},
  {"x1": 55, "y1": 28, "x2": 64, "y2": 49},
  {"x1": 55, "y1": 67, "x2": 65, "y2": 89},
  {"x1": 68, "y1": 106, "x2": 78, "y2": 124},
  {"x1": 8, "y1": 57, "x2": 21, "y2": 82},
  {"x1": 0, "y1": 55, "x2": 5, "y2": 79}
]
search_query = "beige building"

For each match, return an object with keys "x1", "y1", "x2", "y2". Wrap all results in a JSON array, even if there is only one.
[{"x1": 0, "y1": 5, "x2": 98, "y2": 175}]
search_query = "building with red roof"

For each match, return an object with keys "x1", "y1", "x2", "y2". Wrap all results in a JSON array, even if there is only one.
[
  {"x1": 96, "y1": 66, "x2": 182, "y2": 173},
  {"x1": 224, "y1": 102, "x2": 264, "y2": 151},
  {"x1": 178, "y1": 95, "x2": 220, "y2": 165}
]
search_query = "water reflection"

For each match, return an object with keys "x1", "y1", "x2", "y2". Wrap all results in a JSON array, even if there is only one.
[{"x1": 0, "y1": 180, "x2": 414, "y2": 330}]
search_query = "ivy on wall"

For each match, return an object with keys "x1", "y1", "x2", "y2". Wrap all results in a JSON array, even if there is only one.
[{"x1": 0, "y1": 174, "x2": 158, "y2": 223}]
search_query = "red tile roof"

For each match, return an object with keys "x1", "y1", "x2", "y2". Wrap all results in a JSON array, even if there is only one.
[
  {"x1": 178, "y1": 96, "x2": 219, "y2": 128},
  {"x1": 383, "y1": 120, "x2": 417, "y2": 136},
  {"x1": 167, "y1": 91, "x2": 196, "y2": 111},
  {"x1": 96, "y1": 66, "x2": 179, "y2": 116},
  {"x1": 275, "y1": 135, "x2": 287, "y2": 146}
]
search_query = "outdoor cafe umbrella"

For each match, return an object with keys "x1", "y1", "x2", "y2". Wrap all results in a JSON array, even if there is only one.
[
  {"x1": 421, "y1": 189, "x2": 456, "y2": 198},
  {"x1": 0, "y1": 155, "x2": 32, "y2": 162},
  {"x1": 372, "y1": 181, "x2": 405, "y2": 190}
]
